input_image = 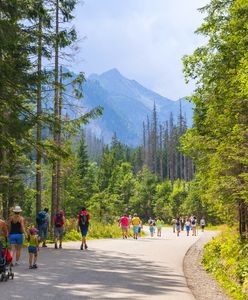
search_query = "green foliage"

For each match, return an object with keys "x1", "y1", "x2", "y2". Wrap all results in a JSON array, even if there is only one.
[
  {"x1": 203, "y1": 228, "x2": 248, "y2": 299},
  {"x1": 182, "y1": 0, "x2": 248, "y2": 226}
]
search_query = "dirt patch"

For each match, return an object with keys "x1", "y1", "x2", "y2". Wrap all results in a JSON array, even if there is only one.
[{"x1": 183, "y1": 231, "x2": 232, "y2": 300}]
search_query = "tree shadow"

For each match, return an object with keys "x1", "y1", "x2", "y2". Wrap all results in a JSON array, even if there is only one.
[{"x1": 2, "y1": 247, "x2": 190, "y2": 299}]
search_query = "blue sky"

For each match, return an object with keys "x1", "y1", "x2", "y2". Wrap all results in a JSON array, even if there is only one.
[{"x1": 71, "y1": 0, "x2": 208, "y2": 100}]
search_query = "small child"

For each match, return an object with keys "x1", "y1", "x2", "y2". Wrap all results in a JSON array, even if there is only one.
[{"x1": 27, "y1": 228, "x2": 39, "y2": 269}]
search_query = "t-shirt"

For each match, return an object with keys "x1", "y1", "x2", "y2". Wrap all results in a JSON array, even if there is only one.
[
  {"x1": 120, "y1": 216, "x2": 129, "y2": 227},
  {"x1": 200, "y1": 219, "x2": 206, "y2": 226},
  {"x1": 132, "y1": 217, "x2": 141, "y2": 226},
  {"x1": 185, "y1": 221, "x2": 191, "y2": 227},
  {"x1": 156, "y1": 220, "x2": 163, "y2": 229}
]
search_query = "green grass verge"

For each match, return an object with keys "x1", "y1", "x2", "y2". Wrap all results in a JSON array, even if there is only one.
[{"x1": 202, "y1": 227, "x2": 248, "y2": 300}]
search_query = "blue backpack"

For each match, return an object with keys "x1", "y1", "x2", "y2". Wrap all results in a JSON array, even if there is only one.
[{"x1": 36, "y1": 211, "x2": 46, "y2": 226}]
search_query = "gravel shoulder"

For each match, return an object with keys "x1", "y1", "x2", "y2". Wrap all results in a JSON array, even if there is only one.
[{"x1": 183, "y1": 230, "x2": 232, "y2": 300}]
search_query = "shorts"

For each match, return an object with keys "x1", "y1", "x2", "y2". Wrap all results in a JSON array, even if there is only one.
[
  {"x1": 138, "y1": 227, "x2": 141, "y2": 233},
  {"x1": 201, "y1": 225, "x2": 205, "y2": 229},
  {"x1": 38, "y1": 224, "x2": 48, "y2": 240},
  {"x1": 186, "y1": 226, "x2": 190, "y2": 231},
  {"x1": 149, "y1": 227, "x2": 155, "y2": 233},
  {"x1": 121, "y1": 226, "x2": 128, "y2": 230},
  {"x1": 176, "y1": 225, "x2": 181, "y2": 231},
  {"x1": 28, "y1": 246, "x2": 37, "y2": 254},
  {"x1": 54, "y1": 226, "x2": 64, "y2": 239},
  {"x1": 9, "y1": 234, "x2": 23, "y2": 245},
  {"x1": 80, "y1": 226, "x2": 88, "y2": 237},
  {"x1": 133, "y1": 226, "x2": 139, "y2": 234}
]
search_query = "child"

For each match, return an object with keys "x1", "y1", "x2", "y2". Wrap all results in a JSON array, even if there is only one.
[
  {"x1": 27, "y1": 228, "x2": 39, "y2": 269},
  {"x1": 148, "y1": 218, "x2": 156, "y2": 237}
]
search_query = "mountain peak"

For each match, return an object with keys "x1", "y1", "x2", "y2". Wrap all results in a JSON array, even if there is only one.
[{"x1": 101, "y1": 68, "x2": 122, "y2": 78}]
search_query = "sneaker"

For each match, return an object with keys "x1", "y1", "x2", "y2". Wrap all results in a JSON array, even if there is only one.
[
  {"x1": 84, "y1": 244, "x2": 88, "y2": 250},
  {"x1": 80, "y1": 244, "x2": 83, "y2": 250},
  {"x1": 33, "y1": 264, "x2": 38, "y2": 269},
  {"x1": 59, "y1": 244, "x2": 62, "y2": 249},
  {"x1": 29, "y1": 266, "x2": 33, "y2": 269},
  {"x1": 55, "y1": 243, "x2": 58, "y2": 249}
]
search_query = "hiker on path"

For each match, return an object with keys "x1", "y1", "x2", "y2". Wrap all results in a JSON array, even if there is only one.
[
  {"x1": 36, "y1": 208, "x2": 50, "y2": 247},
  {"x1": 148, "y1": 217, "x2": 156, "y2": 237},
  {"x1": 53, "y1": 210, "x2": 65, "y2": 249},
  {"x1": 171, "y1": 218, "x2": 176, "y2": 233},
  {"x1": 132, "y1": 213, "x2": 141, "y2": 239},
  {"x1": 27, "y1": 228, "x2": 39, "y2": 269},
  {"x1": 120, "y1": 213, "x2": 129, "y2": 239},
  {"x1": 191, "y1": 216, "x2": 197, "y2": 236},
  {"x1": 176, "y1": 217, "x2": 181, "y2": 237},
  {"x1": 156, "y1": 217, "x2": 163, "y2": 237},
  {"x1": 200, "y1": 217, "x2": 206, "y2": 232},
  {"x1": 180, "y1": 217, "x2": 185, "y2": 231},
  {"x1": 77, "y1": 206, "x2": 90, "y2": 250},
  {"x1": 185, "y1": 219, "x2": 191, "y2": 236},
  {"x1": 8, "y1": 205, "x2": 27, "y2": 265}
]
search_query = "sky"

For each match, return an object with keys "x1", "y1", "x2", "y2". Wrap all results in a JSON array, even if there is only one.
[{"x1": 71, "y1": 0, "x2": 209, "y2": 100}]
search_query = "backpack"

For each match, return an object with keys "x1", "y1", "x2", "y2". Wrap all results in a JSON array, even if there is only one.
[
  {"x1": 36, "y1": 211, "x2": 46, "y2": 226},
  {"x1": 54, "y1": 213, "x2": 64, "y2": 227},
  {"x1": 192, "y1": 219, "x2": 196, "y2": 225},
  {"x1": 79, "y1": 213, "x2": 89, "y2": 227}
]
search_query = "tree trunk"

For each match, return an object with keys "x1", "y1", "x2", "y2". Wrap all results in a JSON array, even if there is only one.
[
  {"x1": 36, "y1": 12, "x2": 42, "y2": 215},
  {"x1": 52, "y1": 0, "x2": 59, "y2": 218}
]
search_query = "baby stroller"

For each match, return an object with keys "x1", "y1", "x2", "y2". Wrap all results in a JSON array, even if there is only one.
[{"x1": 0, "y1": 240, "x2": 14, "y2": 281}]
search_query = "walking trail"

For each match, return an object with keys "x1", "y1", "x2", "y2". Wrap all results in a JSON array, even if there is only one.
[{"x1": 1, "y1": 227, "x2": 213, "y2": 299}]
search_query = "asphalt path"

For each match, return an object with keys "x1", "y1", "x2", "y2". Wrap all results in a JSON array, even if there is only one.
[{"x1": 0, "y1": 227, "x2": 204, "y2": 299}]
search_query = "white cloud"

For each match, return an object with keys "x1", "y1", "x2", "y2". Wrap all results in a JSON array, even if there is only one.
[{"x1": 72, "y1": 0, "x2": 209, "y2": 100}]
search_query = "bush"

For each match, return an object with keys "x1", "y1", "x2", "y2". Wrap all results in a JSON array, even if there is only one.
[{"x1": 203, "y1": 228, "x2": 248, "y2": 300}]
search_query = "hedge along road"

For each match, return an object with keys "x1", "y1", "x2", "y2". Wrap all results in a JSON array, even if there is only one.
[{"x1": 1, "y1": 227, "x2": 206, "y2": 300}]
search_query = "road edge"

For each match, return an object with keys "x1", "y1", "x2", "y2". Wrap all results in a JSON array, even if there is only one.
[{"x1": 183, "y1": 231, "x2": 232, "y2": 300}]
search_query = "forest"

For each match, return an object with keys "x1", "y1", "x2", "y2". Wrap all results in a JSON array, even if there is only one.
[{"x1": 0, "y1": 0, "x2": 247, "y2": 235}]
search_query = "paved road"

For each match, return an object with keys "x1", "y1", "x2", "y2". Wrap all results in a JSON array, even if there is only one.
[{"x1": 0, "y1": 227, "x2": 204, "y2": 299}]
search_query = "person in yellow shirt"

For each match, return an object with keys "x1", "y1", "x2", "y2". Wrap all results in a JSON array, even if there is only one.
[{"x1": 132, "y1": 213, "x2": 141, "y2": 239}]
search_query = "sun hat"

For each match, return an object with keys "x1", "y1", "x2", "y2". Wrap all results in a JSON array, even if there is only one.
[
  {"x1": 29, "y1": 228, "x2": 38, "y2": 235},
  {"x1": 12, "y1": 205, "x2": 22, "y2": 213}
]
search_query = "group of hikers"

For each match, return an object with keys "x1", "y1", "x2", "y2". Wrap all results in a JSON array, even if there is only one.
[
  {"x1": 119, "y1": 213, "x2": 206, "y2": 239},
  {"x1": 0, "y1": 205, "x2": 206, "y2": 270},
  {"x1": 0, "y1": 205, "x2": 90, "y2": 269}
]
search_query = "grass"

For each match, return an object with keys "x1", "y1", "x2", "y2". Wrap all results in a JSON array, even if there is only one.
[{"x1": 202, "y1": 227, "x2": 248, "y2": 300}]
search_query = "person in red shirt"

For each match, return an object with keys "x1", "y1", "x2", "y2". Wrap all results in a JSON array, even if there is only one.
[
  {"x1": 119, "y1": 213, "x2": 129, "y2": 239},
  {"x1": 53, "y1": 210, "x2": 65, "y2": 249},
  {"x1": 77, "y1": 207, "x2": 90, "y2": 250}
]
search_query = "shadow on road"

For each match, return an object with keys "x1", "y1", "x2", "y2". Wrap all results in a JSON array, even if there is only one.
[{"x1": 1, "y1": 247, "x2": 189, "y2": 299}]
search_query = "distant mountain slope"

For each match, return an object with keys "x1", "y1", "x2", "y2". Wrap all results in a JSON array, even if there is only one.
[{"x1": 82, "y1": 69, "x2": 193, "y2": 146}]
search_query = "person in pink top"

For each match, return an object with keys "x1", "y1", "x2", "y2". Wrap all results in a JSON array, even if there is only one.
[{"x1": 120, "y1": 213, "x2": 129, "y2": 239}]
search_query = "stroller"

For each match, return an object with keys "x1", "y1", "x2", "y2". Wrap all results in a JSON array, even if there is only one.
[{"x1": 0, "y1": 240, "x2": 14, "y2": 281}]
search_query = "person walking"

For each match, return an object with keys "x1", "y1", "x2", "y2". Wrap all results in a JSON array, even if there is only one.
[
  {"x1": 8, "y1": 205, "x2": 27, "y2": 265},
  {"x1": 77, "y1": 206, "x2": 90, "y2": 250},
  {"x1": 36, "y1": 208, "x2": 50, "y2": 247},
  {"x1": 148, "y1": 217, "x2": 156, "y2": 237},
  {"x1": 181, "y1": 217, "x2": 185, "y2": 231},
  {"x1": 200, "y1": 217, "x2": 206, "y2": 232},
  {"x1": 27, "y1": 228, "x2": 39, "y2": 269},
  {"x1": 176, "y1": 217, "x2": 181, "y2": 237},
  {"x1": 156, "y1": 217, "x2": 163, "y2": 237},
  {"x1": 185, "y1": 219, "x2": 191, "y2": 236},
  {"x1": 171, "y1": 218, "x2": 176, "y2": 233},
  {"x1": 191, "y1": 216, "x2": 197, "y2": 236},
  {"x1": 53, "y1": 210, "x2": 65, "y2": 249},
  {"x1": 132, "y1": 213, "x2": 141, "y2": 239},
  {"x1": 120, "y1": 213, "x2": 129, "y2": 239}
]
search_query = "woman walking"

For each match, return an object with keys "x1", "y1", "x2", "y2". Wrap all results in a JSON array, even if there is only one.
[{"x1": 8, "y1": 206, "x2": 26, "y2": 265}]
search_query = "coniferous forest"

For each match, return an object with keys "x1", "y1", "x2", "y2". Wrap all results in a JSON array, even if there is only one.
[
  {"x1": 0, "y1": 1, "x2": 248, "y2": 298},
  {"x1": 0, "y1": 1, "x2": 247, "y2": 236}
]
